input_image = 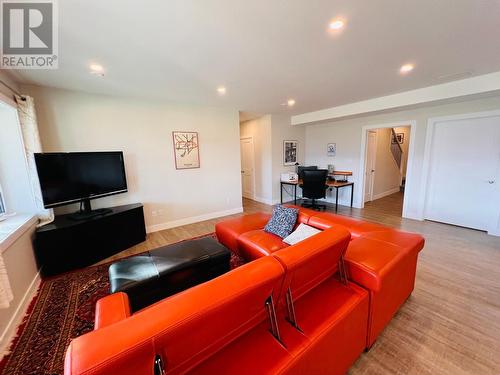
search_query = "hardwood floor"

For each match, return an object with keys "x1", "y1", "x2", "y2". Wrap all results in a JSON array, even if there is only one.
[
  {"x1": 349, "y1": 194, "x2": 500, "y2": 374},
  {"x1": 99, "y1": 193, "x2": 500, "y2": 374},
  {"x1": 96, "y1": 198, "x2": 272, "y2": 265}
]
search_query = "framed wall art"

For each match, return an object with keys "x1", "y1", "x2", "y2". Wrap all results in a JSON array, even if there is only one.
[
  {"x1": 391, "y1": 132, "x2": 404, "y2": 144},
  {"x1": 283, "y1": 140, "x2": 298, "y2": 165},
  {"x1": 172, "y1": 131, "x2": 200, "y2": 169},
  {"x1": 327, "y1": 143, "x2": 336, "y2": 157}
]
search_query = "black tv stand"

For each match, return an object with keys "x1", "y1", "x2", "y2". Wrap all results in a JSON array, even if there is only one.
[
  {"x1": 35, "y1": 203, "x2": 146, "y2": 276},
  {"x1": 68, "y1": 199, "x2": 112, "y2": 221}
]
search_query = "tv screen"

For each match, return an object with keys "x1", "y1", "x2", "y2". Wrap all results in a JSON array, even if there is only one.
[{"x1": 34, "y1": 152, "x2": 128, "y2": 208}]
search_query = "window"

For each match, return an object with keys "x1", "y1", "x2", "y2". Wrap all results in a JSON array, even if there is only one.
[{"x1": 0, "y1": 182, "x2": 5, "y2": 215}]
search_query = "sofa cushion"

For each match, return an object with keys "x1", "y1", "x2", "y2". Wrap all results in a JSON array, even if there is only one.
[
  {"x1": 344, "y1": 237, "x2": 408, "y2": 291},
  {"x1": 284, "y1": 204, "x2": 316, "y2": 228},
  {"x1": 308, "y1": 213, "x2": 389, "y2": 238},
  {"x1": 283, "y1": 223, "x2": 321, "y2": 245},
  {"x1": 273, "y1": 227, "x2": 351, "y2": 301},
  {"x1": 289, "y1": 279, "x2": 369, "y2": 374},
  {"x1": 237, "y1": 230, "x2": 289, "y2": 260},
  {"x1": 215, "y1": 212, "x2": 271, "y2": 254},
  {"x1": 360, "y1": 230, "x2": 425, "y2": 257},
  {"x1": 264, "y1": 205, "x2": 298, "y2": 238},
  {"x1": 67, "y1": 256, "x2": 286, "y2": 375}
]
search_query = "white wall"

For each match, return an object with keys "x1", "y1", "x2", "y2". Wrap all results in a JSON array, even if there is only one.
[
  {"x1": 23, "y1": 85, "x2": 243, "y2": 232},
  {"x1": 240, "y1": 114, "x2": 306, "y2": 205},
  {"x1": 372, "y1": 128, "x2": 401, "y2": 199},
  {"x1": 305, "y1": 95, "x2": 500, "y2": 219},
  {"x1": 240, "y1": 115, "x2": 273, "y2": 204},
  {"x1": 0, "y1": 219, "x2": 39, "y2": 355},
  {"x1": 271, "y1": 114, "x2": 305, "y2": 204}
]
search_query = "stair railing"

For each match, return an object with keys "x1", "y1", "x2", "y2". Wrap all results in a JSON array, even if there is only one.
[{"x1": 390, "y1": 128, "x2": 403, "y2": 170}]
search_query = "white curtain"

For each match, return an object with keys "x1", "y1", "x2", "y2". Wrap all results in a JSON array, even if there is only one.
[
  {"x1": 0, "y1": 95, "x2": 50, "y2": 309},
  {"x1": 15, "y1": 95, "x2": 54, "y2": 226}
]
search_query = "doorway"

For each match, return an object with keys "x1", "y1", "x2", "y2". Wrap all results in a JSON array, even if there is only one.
[
  {"x1": 424, "y1": 111, "x2": 500, "y2": 234},
  {"x1": 240, "y1": 137, "x2": 255, "y2": 200},
  {"x1": 364, "y1": 131, "x2": 377, "y2": 202},
  {"x1": 359, "y1": 121, "x2": 416, "y2": 217}
]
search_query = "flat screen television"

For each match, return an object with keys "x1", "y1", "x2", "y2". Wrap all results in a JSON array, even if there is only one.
[{"x1": 34, "y1": 152, "x2": 127, "y2": 219}]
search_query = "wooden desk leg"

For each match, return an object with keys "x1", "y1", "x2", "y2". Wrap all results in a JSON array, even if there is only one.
[
  {"x1": 280, "y1": 182, "x2": 283, "y2": 204},
  {"x1": 350, "y1": 184, "x2": 354, "y2": 207},
  {"x1": 294, "y1": 184, "x2": 297, "y2": 205},
  {"x1": 335, "y1": 187, "x2": 339, "y2": 212}
]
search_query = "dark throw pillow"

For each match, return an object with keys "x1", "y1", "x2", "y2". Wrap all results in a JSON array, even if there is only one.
[{"x1": 264, "y1": 205, "x2": 299, "y2": 239}]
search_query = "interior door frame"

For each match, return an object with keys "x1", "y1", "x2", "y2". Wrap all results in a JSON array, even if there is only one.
[
  {"x1": 364, "y1": 130, "x2": 378, "y2": 203},
  {"x1": 420, "y1": 109, "x2": 500, "y2": 235},
  {"x1": 240, "y1": 136, "x2": 256, "y2": 200},
  {"x1": 358, "y1": 120, "x2": 417, "y2": 218}
]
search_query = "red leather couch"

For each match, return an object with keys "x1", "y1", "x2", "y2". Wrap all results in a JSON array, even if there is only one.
[
  {"x1": 64, "y1": 207, "x2": 424, "y2": 374},
  {"x1": 65, "y1": 225, "x2": 369, "y2": 374},
  {"x1": 216, "y1": 206, "x2": 425, "y2": 348}
]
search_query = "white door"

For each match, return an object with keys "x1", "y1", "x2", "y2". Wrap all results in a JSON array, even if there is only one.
[
  {"x1": 425, "y1": 115, "x2": 500, "y2": 231},
  {"x1": 364, "y1": 131, "x2": 377, "y2": 202},
  {"x1": 240, "y1": 137, "x2": 255, "y2": 199}
]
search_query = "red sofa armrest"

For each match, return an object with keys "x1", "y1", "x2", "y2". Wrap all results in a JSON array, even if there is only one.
[
  {"x1": 215, "y1": 212, "x2": 271, "y2": 254},
  {"x1": 95, "y1": 292, "x2": 131, "y2": 330}
]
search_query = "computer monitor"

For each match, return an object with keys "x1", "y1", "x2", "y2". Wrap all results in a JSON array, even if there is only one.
[{"x1": 297, "y1": 166, "x2": 318, "y2": 179}]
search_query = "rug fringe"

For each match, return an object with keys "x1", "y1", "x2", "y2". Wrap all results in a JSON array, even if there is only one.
[{"x1": 0, "y1": 283, "x2": 41, "y2": 366}]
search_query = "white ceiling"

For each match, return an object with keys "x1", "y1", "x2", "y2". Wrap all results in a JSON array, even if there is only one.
[{"x1": 10, "y1": 0, "x2": 500, "y2": 115}]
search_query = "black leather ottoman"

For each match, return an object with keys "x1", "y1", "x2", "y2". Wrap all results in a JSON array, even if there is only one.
[{"x1": 109, "y1": 237, "x2": 231, "y2": 312}]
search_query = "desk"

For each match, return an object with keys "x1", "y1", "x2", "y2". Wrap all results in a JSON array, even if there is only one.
[
  {"x1": 329, "y1": 170, "x2": 353, "y2": 181},
  {"x1": 280, "y1": 179, "x2": 354, "y2": 212}
]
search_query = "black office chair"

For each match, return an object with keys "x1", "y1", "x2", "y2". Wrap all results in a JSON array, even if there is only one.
[
  {"x1": 300, "y1": 169, "x2": 328, "y2": 211},
  {"x1": 297, "y1": 165, "x2": 318, "y2": 180}
]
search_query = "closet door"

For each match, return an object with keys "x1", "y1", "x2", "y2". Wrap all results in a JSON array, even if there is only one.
[{"x1": 425, "y1": 115, "x2": 500, "y2": 231}]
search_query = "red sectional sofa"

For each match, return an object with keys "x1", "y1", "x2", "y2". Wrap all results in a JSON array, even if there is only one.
[
  {"x1": 64, "y1": 206, "x2": 424, "y2": 375},
  {"x1": 215, "y1": 206, "x2": 425, "y2": 348}
]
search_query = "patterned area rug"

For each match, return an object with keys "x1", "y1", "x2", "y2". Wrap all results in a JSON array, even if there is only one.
[{"x1": 0, "y1": 234, "x2": 245, "y2": 375}]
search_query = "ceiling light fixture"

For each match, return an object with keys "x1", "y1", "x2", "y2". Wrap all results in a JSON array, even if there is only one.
[
  {"x1": 217, "y1": 86, "x2": 227, "y2": 95},
  {"x1": 89, "y1": 63, "x2": 105, "y2": 76},
  {"x1": 329, "y1": 19, "x2": 345, "y2": 30},
  {"x1": 287, "y1": 99, "x2": 296, "y2": 107},
  {"x1": 400, "y1": 63, "x2": 415, "y2": 74}
]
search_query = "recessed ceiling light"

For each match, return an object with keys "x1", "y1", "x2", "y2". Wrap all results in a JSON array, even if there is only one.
[
  {"x1": 329, "y1": 19, "x2": 345, "y2": 30},
  {"x1": 287, "y1": 99, "x2": 296, "y2": 107},
  {"x1": 89, "y1": 63, "x2": 104, "y2": 76},
  {"x1": 400, "y1": 64, "x2": 415, "y2": 74},
  {"x1": 217, "y1": 86, "x2": 226, "y2": 95}
]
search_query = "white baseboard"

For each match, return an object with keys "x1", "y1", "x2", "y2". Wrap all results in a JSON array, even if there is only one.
[
  {"x1": 403, "y1": 210, "x2": 425, "y2": 221},
  {"x1": 0, "y1": 271, "x2": 41, "y2": 357},
  {"x1": 252, "y1": 196, "x2": 274, "y2": 206},
  {"x1": 146, "y1": 207, "x2": 243, "y2": 233},
  {"x1": 487, "y1": 227, "x2": 500, "y2": 237},
  {"x1": 372, "y1": 187, "x2": 401, "y2": 201}
]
